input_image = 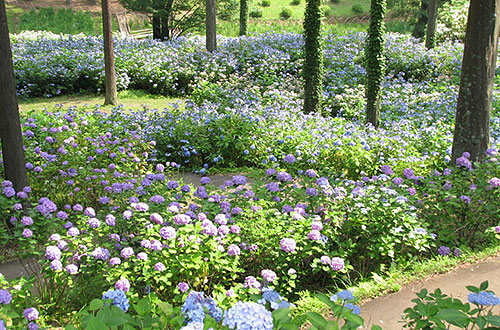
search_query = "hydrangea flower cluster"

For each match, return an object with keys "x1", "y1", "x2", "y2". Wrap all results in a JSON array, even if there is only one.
[
  {"x1": 222, "y1": 301, "x2": 273, "y2": 330},
  {"x1": 102, "y1": 289, "x2": 130, "y2": 311},
  {"x1": 468, "y1": 291, "x2": 500, "y2": 306},
  {"x1": 181, "y1": 291, "x2": 222, "y2": 325}
]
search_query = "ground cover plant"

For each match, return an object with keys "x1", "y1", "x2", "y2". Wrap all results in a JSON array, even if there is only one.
[{"x1": 1, "y1": 27, "x2": 500, "y2": 328}]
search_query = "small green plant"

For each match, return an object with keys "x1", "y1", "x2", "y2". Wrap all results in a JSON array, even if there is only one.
[
  {"x1": 280, "y1": 7, "x2": 293, "y2": 19},
  {"x1": 321, "y1": 5, "x2": 332, "y2": 17},
  {"x1": 403, "y1": 281, "x2": 500, "y2": 329},
  {"x1": 291, "y1": 0, "x2": 301, "y2": 6},
  {"x1": 249, "y1": 8, "x2": 264, "y2": 17},
  {"x1": 261, "y1": 0, "x2": 271, "y2": 7},
  {"x1": 351, "y1": 3, "x2": 364, "y2": 13}
]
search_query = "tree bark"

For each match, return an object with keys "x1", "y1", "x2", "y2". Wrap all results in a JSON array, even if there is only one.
[
  {"x1": 206, "y1": 0, "x2": 217, "y2": 52},
  {"x1": 365, "y1": 0, "x2": 386, "y2": 129},
  {"x1": 152, "y1": 14, "x2": 161, "y2": 39},
  {"x1": 239, "y1": 0, "x2": 248, "y2": 36},
  {"x1": 102, "y1": 0, "x2": 118, "y2": 105},
  {"x1": 451, "y1": 0, "x2": 500, "y2": 163},
  {"x1": 425, "y1": 0, "x2": 439, "y2": 49},
  {"x1": 0, "y1": 0, "x2": 29, "y2": 192},
  {"x1": 412, "y1": 0, "x2": 428, "y2": 39},
  {"x1": 303, "y1": 0, "x2": 323, "y2": 114}
]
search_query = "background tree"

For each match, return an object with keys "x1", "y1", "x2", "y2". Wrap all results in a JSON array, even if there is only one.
[
  {"x1": 206, "y1": 0, "x2": 216, "y2": 51},
  {"x1": 412, "y1": 0, "x2": 428, "y2": 39},
  {"x1": 365, "y1": 0, "x2": 386, "y2": 129},
  {"x1": 302, "y1": 0, "x2": 323, "y2": 114},
  {"x1": 120, "y1": 0, "x2": 236, "y2": 40},
  {"x1": 451, "y1": 0, "x2": 500, "y2": 163},
  {"x1": 239, "y1": 0, "x2": 248, "y2": 36},
  {"x1": 0, "y1": 0, "x2": 29, "y2": 192},
  {"x1": 102, "y1": 0, "x2": 118, "y2": 105},
  {"x1": 424, "y1": 0, "x2": 439, "y2": 48}
]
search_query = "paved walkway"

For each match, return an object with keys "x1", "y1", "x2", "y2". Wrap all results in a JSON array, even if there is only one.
[{"x1": 360, "y1": 254, "x2": 500, "y2": 329}]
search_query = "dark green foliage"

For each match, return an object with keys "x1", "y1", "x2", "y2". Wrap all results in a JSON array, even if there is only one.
[
  {"x1": 280, "y1": 6, "x2": 293, "y2": 18},
  {"x1": 332, "y1": 0, "x2": 340, "y2": 3},
  {"x1": 351, "y1": 3, "x2": 365, "y2": 13},
  {"x1": 249, "y1": 8, "x2": 264, "y2": 17},
  {"x1": 119, "y1": 0, "x2": 237, "y2": 40},
  {"x1": 302, "y1": 0, "x2": 323, "y2": 113},
  {"x1": 412, "y1": 0, "x2": 428, "y2": 39},
  {"x1": 291, "y1": 0, "x2": 301, "y2": 5},
  {"x1": 261, "y1": 0, "x2": 271, "y2": 6},
  {"x1": 239, "y1": 0, "x2": 249, "y2": 36},
  {"x1": 365, "y1": 0, "x2": 386, "y2": 128}
]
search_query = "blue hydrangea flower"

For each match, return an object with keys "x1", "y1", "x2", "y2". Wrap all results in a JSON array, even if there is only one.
[
  {"x1": 102, "y1": 289, "x2": 129, "y2": 312},
  {"x1": 468, "y1": 291, "x2": 500, "y2": 306},
  {"x1": 222, "y1": 301, "x2": 273, "y2": 330}
]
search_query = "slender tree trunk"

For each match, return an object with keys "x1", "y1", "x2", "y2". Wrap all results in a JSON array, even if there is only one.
[
  {"x1": 412, "y1": 0, "x2": 428, "y2": 39},
  {"x1": 303, "y1": 0, "x2": 323, "y2": 114},
  {"x1": 0, "y1": 0, "x2": 29, "y2": 192},
  {"x1": 152, "y1": 14, "x2": 161, "y2": 40},
  {"x1": 206, "y1": 0, "x2": 217, "y2": 52},
  {"x1": 451, "y1": 0, "x2": 500, "y2": 163},
  {"x1": 425, "y1": 0, "x2": 439, "y2": 49},
  {"x1": 102, "y1": 0, "x2": 118, "y2": 105},
  {"x1": 239, "y1": 0, "x2": 248, "y2": 36},
  {"x1": 365, "y1": 0, "x2": 386, "y2": 129}
]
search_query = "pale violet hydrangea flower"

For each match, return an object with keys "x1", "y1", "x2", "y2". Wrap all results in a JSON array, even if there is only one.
[{"x1": 222, "y1": 301, "x2": 273, "y2": 330}]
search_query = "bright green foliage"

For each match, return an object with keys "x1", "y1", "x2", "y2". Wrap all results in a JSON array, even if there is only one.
[
  {"x1": 280, "y1": 6, "x2": 293, "y2": 18},
  {"x1": 18, "y1": 8, "x2": 95, "y2": 35},
  {"x1": 302, "y1": 0, "x2": 323, "y2": 113},
  {"x1": 365, "y1": 0, "x2": 386, "y2": 128},
  {"x1": 239, "y1": 0, "x2": 249, "y2": 35}
]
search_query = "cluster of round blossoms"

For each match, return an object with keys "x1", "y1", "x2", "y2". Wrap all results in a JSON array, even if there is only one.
[{"x1": 468, "y1": 291, "x2": 500, "y2": 306}]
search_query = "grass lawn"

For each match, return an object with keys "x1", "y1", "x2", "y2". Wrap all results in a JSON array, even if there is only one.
[
  {"x1": 250, "y1": 0, "x2": 371, "y2": 21},
  {"x1": 18, "y1": 90, "x2": 183, "y2": 113},
  {"x1": 6, "y1": 4, "x2": 24, "y2": 33}
]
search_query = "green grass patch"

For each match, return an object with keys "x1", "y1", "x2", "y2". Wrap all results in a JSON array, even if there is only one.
[
  {"x1": 6, "y1": 4, "x2": 24, "y2": 33},
  {"x1": 18, "y1": 90, "x2": 183, "y2": 113}
]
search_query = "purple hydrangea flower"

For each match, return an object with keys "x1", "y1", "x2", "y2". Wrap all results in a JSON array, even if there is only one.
[
  {"x1": 46, "y1": 246, "x2": 62, "y2": 261},
  {"x1": 115, "y1": 278, "x2": 130, "y2": 292},
  {"x1": 0, "y1": 289, "x2": 12, "y2": 304},
  {"x1": 222, "y1": 301, "x2": 272, "y2": 330},
  {"x1": 490, "y1": 177, "x2": 500, "y2": 188},
  {"x1": 154, "y1": 262, "x2": 166, "y2": 272},
  {"x1": 160, "y1": 226, "x2": 176, "y2": 239},
  {"x1": 120, "y1": 247, "x2": 134, "y2": 259},
  {"x1": 227, "y1": 244, "x2": 241, "y2": 256},
  {"x1": 50, "y1": 260, "x2": 63, "y2": 271},
  {"x1": 23, "y1": 308, "x2": 39, "y2": 321},
  {"x1": 109, "y1": 257, "x2": 121, "y2": 266},
  {"x1": 232, "y1": 175, "x2": 247, "y2": 185},
  {"x1": 173, "y1": 214, "x2": 190, "y2": 225},
  {"x1": 261, "y1": 269, "x2": 277, "y2": 283},
  {"x1": 178, "y1": 282, "x2": 189, "y2": 292},
  {"x1": 307, "y1": 230, "x2": 321, "y2": 241},
  {"x1": 283, "y1": 154, "x2": 296, "y2": 163},
  {"x1": 22, "y1": 229, "x2": 33, "y2": 238},
  {"x1": 280, "y1": 238, "x2": 296, "y2": 252},
  {"x1": 438, "y1": 246, "x2": 451, "y2": 256},
  {"x1": 330, "y1": 257, "x2": 345, "y2": 270},
  {"x1": 243, "y1": 276, "x2": 261, "y2": 288}
]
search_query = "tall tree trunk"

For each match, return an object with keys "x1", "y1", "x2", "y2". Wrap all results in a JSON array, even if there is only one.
[
  {"x1": 206, "y1": 0, "x2": 217, "y2": 52},
  {"x1": 239, "y1": 0, "x2": 248, "y2": 36},
  {"x1": 161, "y1": 16, "x2": 170, "y2": 40},
  {"x1": 425, "y1": 0, "x2": 439, "y2": 49},
  {"x1": 0, "y1": 0, "x2": 29, "y2": 192},
  {"x1": 412, "y1": 0, "x2": 428, "y2": 39},
  {"x1": 365, "y1": 0, "x2": 386, "y2": 129},
  {"x1": 451, "y1": 0, "x2": 500, "y2": 163},
  {"x1": 102, "y1": 0, "x2": 118, "y2": 105},
  {"x1": 152, "y1": 14, "x2": 161, "y2": 39},
  {"x1": 302, "y1": 0, "x2": 323, "y2": 114}
]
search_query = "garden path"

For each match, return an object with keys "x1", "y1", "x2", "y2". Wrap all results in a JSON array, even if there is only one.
[{"x1": 360, "y1": 253, "x2": 500, "y2": 329}]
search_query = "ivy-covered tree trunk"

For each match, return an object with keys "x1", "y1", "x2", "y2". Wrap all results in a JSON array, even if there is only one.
[
  {"x1": 152, "y1": 14, "x2": 161, "y2": 39},
  {"x1": 302, "y1": 0, "x2": 323, "y2": 114},
  {"x1": 206, "y1": 0, "x2": 217, "y2": 51},
  {"x1": 365, "y1": 0, "x2": 386, "y2": 129},
  {"x1": 0, "y1": 0, "x2": 29, "y2": 192},
  {"x1": 451, "y1": 0, "x2": 500, "y2": 163},
  {"x1": 239, "y1": 0, "x2": 248, "y2": 36},
  {"x1": 425, "y1": 0, "x2": 439, "y2": 48},
  {"x1": 102, "y1": 0, "x2": 118, "y2": 105},
  {"x1": 412, "y1": 0, "x2": 428, "y2": 39}
]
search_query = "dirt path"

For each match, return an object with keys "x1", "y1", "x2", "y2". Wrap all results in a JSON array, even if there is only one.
[{"x1": 360, "y1": 254, "x2": 500, "y2": 329}]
